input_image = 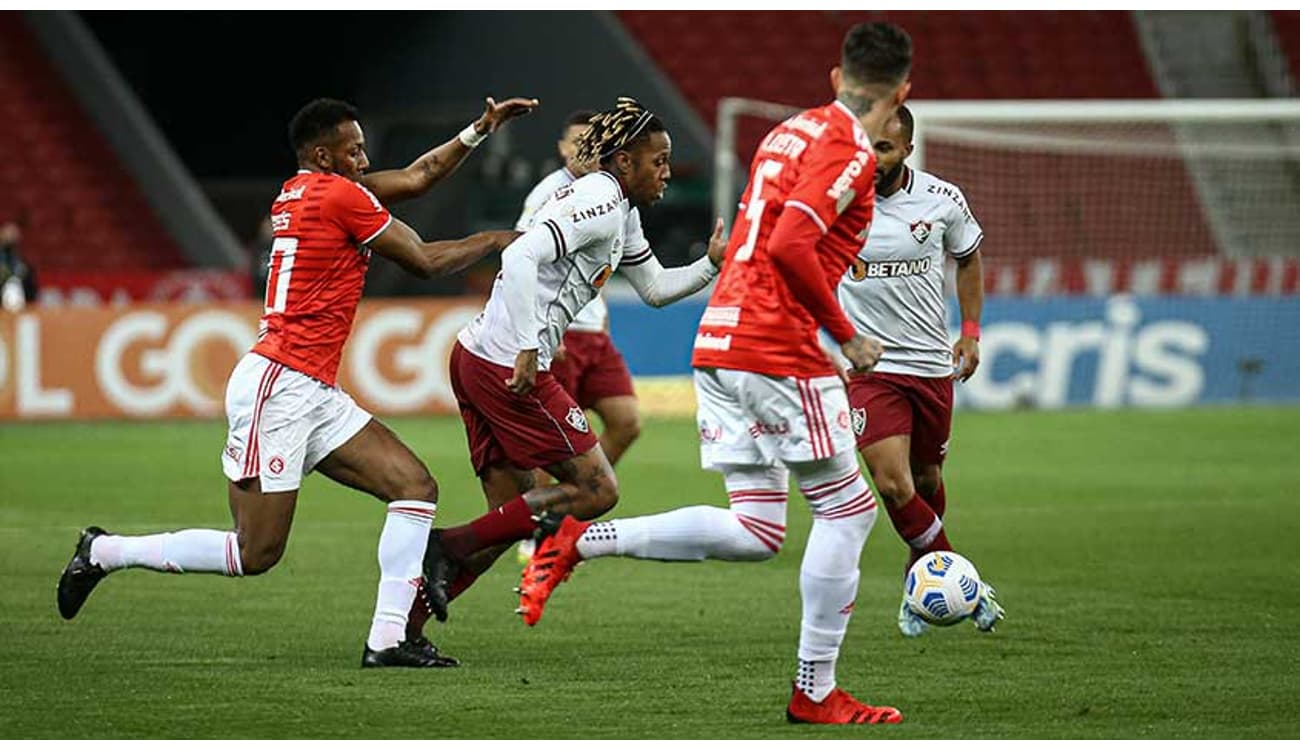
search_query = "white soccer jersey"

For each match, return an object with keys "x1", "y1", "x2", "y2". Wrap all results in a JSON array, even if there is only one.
[
  {"x1": 837, "y1": 167, "x2": 983, "y2": 377},
  {"x1": 516, "y1": 167, "x2": 608, "y2": 333},
  {"x1": 461, "y1": 171, "x2": 651, "y2": 369}
]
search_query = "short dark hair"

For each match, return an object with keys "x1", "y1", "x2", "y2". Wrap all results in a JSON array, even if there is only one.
[
  {"x1": 896, "y1": 104, "x2": 915, "y2": 142},
  {"x1": 841, "y1": 22, "x2": 912, "y2": 87},
  {"x1": 564, "y1": 109, "x2": 599, "y2": 133},
  {"x1": 289, "y1": 98, "x2": 359, "y2": 154}
]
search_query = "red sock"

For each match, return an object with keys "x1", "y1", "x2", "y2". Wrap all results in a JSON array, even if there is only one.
[
  {"x1": 441, "y1": 496, "x2": 538, "y2": 560},
  {"x1": 925, "y1": 480, "x2": 947, "y2": 519},
  {"x1": 885, "y1": 493, "x2": 952, "y2": 554},
  {"x1": 406, "y1": 578, "x2": 433, "y2": 640},
  {"x1": 447, "y1": 568, "x2": 479, "y2": 602}
]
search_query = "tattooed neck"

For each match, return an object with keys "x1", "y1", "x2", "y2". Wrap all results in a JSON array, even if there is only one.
[{"x1": 836, "y1": 89, "x2": 875, "y2": 118}]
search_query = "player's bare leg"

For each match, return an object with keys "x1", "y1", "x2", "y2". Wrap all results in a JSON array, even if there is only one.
[
  {"x1": 56, "y1": 478, "x2": 290, "y2": 621},
  {"x1": 907, "y1": 460, "x2": 1003, "y2": 631},
  {"x1": 861, "y1": 435, "x2": 953, "y2": 637},
  {"x1": 313, "y1": 419, "x2": 456, "y2": 667},
  {"x1": 425, "y1": 445, "x2": 619, "y2": 617},
  {"x1": 449, "y1": 464, "x2": 540, "y2": 598},
  {"x1": 591, "y1": 395, "x2": 641, "y2": 466},
  {"x1": 516, "y1": 462, "x2": 790, "y2": 625},
  {"x1": 518, "y1": 396, "x2": 640, "y2": 563},
  {"x1": 861, "y1": 434, "x2": 952, "y2": 574}
]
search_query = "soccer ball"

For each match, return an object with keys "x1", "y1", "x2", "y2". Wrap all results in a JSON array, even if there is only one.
[{"x1": 904, "y1": 551, "x2": 982, "y2": 626}]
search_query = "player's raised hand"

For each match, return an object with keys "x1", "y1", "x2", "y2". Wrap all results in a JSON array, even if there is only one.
[
  {"x1": 705, "y1": 219, "x2": 727, "y2": 268},
  {"x1": 476, "y1": 96, "x2": 540, "y2": 134},
  {"x1": 840, "y1": 333, "x2": 884, "y2": 374},
  {"x1": 952, "y1": 336, "x2": 980, "y2": 382},
  {"x1": 507, "y1": 349, "x2": 540, "y2": 395}
]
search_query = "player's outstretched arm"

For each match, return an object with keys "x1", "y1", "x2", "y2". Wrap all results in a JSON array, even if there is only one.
[
  {"x1": 367, "y1": 217, "x2": 519, "y2": 279},
  {"x1": 620, "y1": 219, "x2": 726, "y2": 307},
  {"x1": 952, "y1": 249, "x2": 983, "y2": 381},
  {"x1": 363, "y1": 96, "x2": 539, "y2": 204}
]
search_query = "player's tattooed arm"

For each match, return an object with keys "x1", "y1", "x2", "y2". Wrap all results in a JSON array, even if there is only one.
[
  {"x1": 952, "y1": 249, "x2": 983, "y2": 381},
  {"x1": 362, "y1": 96, "x2": 538, "y2": 204},
  {"x1": 367, "y1": 217, "x2": 519, "y2": 279}
]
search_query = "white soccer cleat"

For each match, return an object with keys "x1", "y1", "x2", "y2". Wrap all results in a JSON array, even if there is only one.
[
  {"x1": 897, "y1": 596, "x2": 929, "y2": 638},
  {"x1": 971, "y1": 582, "x2": 1005, "y2": 632}
]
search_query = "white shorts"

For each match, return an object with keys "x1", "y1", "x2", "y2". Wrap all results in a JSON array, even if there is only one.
[
  {"x1": 694, "y1": 368, "x2": 855, "y2": 470},
  {"x1": 221, "y1": 353, "x2": 373, "y2": 493}
]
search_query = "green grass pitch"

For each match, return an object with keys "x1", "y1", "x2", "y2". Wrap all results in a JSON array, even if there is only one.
[{"x1": 2, "y1": 408, "x2": 1298, "y2": 738}]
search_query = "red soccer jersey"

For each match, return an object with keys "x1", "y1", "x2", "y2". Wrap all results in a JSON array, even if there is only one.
[
  {"x1": 251, "y1": 170, "x2": 392, "y2": 385},
  {"x1": 693, "y1": 101, "x2": 878, "y2": 379}
]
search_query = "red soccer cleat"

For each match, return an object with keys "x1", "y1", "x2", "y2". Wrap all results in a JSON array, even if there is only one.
[
  {"x1": 786, "y1": 684, "x2": 904, "y2": 725},
  {"x1": 516, "y1": 515, "x2": 589, "y2": 627}
]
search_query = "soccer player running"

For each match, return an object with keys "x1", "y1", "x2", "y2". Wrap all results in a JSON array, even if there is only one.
[
  {"x1": 56, "y1": 95, "x2": 534, "y2": 668},
  {"x1": 511, "y1": 111, "x2": 645, "y2": 563},
  {"x1": 420, "y1": 97, "x2": 727, "y2": 617},
  {"x1": 517, "y1": 24, "x2": 914, "y2": 725},
  {"x1": 838, "y1": 106, "x2": 1004, "y2": 637}
]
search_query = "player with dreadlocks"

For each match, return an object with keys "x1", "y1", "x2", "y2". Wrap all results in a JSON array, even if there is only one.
[{"x1": 417, "y1": 97, "x2": 728, "y2": 628}]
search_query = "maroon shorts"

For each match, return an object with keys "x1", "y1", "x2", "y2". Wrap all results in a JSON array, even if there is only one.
[
  {"x1": 548, "y1": 330, "x2": 636, "y2": 409},
  {"x1": 846, "y1": 371, "x2": 954, "y2": 465},
  {"x1": 449, "y1": 342, "x2": 599, "y2": 475}
]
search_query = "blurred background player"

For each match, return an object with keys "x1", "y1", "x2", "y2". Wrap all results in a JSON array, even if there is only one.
[
  {"x1": 56, "y1": 95, "x2": 532, "y2": 669},
  {"x1": 512, "y1": 110, "x2": 645, "y2": 563},
  {"x1": 421, "y1": 97, "x2": 727, "y2": 621},
  {"x1": 517, "y1": 24, "x2": 914, "y2": 725},
  {"x1": 837, "y1": 105, "x2": 1004, "y2": 637}
]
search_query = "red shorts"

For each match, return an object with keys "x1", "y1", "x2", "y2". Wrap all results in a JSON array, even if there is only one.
[
  {"x1": 548, "y1": 330, "x2": 636, "y2": 409},
  {"x1": 846, "y1": 371, "x2": 953, "y2": 465},
  {"x1": 449, "y1": 342, "x2": 599, "y2": 475}
]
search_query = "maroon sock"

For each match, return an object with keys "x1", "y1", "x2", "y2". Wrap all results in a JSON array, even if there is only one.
[
  {"x1": 405, "y1": 578, "x2": 433, "y2": 641},
  {"x1": 925, "y1": 480, "x2": 947, "y2": 519},
  {"x1": 885, "y1": 493, "x2": 952, "y2": 554},
  {"x1": 440, "y1": 496, "x2": 537, "y2": 560},
  {"x1": 447, "y1": 568, "x2": 480, "y2": 602}
]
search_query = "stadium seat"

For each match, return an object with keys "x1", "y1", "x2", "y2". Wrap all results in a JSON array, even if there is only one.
[{"x1": 0, "y1": 11, "x2": 183, "y2": 272}]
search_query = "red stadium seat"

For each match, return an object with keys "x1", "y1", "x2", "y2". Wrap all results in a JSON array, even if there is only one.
[{"x1": 0, "y1": 11, "x2": 184, "y2": 272}]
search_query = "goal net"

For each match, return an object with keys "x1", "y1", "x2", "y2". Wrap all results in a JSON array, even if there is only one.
[{"x1": 712, "y1": 98, "x2": 1300, "y2": 406}]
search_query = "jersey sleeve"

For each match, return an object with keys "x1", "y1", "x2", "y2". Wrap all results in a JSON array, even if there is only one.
[
  {"x1": 326, "y1": 179, "x2": 392, "y2": 245},
  {"x1": 783, "y1": 132, "x2": 875, "y2": 235},
  {"x1": 619, "y1": 209, "x2": 653, "y2": 268},
  {"x1": 943, "y1": 185, "x2": 984, "y2": 258}
]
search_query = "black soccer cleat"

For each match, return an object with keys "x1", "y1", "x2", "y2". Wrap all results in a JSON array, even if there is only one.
[
  {"x1": 57, "y1": 526, "x2": 109, "y2": 620},
  {"x1": 420, "y1": 529, "x2": 456, "y2": 623},
  {"x1": 361, "y1": 638, "x2": 460, "y2": 669},
  {"x1": 532, "y1": 510, "x2": 566, "y2": 541},
  {"x1": 408, "y1": 635, "x2": 461, "y2": 667}
]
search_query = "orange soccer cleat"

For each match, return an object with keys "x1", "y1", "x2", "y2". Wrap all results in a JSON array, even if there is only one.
[
  {"x1": 786, "y1": 684, "x2": 904, "y2": 725},
  {"x1": 516, "y1": 515, "x2": 589, "y2": 627}
]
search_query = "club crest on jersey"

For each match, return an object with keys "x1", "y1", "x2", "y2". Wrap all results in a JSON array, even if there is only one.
[
  {"x1": 566, "y1": 407, "x2": 590, "y2": 433},
  {"x1": 267, "y1": 456, "x2": 286, "y2": 475},
  {"x1": 910, "y1": 220, "x2": 932, "y2": 244},
  {"x1": 851, "y1": 407, "x2": 867, "y2": 436}
]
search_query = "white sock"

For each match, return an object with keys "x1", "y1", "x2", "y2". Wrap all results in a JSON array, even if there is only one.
[
  {"x1": 90, "y1": 530, "x2": 242, "y2": 576},
  {"x1": 367, "y1": 500, "x2": 436, "y2": 651},
  {"x1": 792, "y1": 454, "x2": 878, "y2": 700},
  {"x1": 576, "y1": 465, "x2": 789, "y2": 562}
]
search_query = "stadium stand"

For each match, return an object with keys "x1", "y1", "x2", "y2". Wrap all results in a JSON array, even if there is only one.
[{"x1": 0, "y1": 12, "x2": 183, "y2": 272}]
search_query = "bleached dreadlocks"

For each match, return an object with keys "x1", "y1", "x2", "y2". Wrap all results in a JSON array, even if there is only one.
[{"x1": 574, "y1": 97, "x2": 665, "y2": 166}]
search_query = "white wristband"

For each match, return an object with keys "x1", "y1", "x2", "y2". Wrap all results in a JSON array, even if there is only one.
[{"x1": 458, "y1": 123, "x2": 488, "y2": 148}]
